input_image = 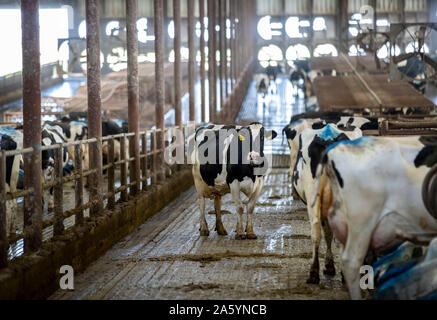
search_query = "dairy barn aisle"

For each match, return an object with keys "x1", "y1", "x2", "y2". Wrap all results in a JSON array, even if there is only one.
[{"x1": 50, "y1": 77, "x2": 347, "y2": 300}]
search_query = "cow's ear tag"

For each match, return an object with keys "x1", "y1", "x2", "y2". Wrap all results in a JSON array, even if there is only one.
[
  {"x1": 267, "y1": 135, "x2": 273, "y2": 140},
  {"x1": 239, "y1": 135, "x2": 245, "y2": 141}
]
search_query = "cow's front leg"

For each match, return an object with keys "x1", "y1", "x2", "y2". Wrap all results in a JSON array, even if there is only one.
[
  {"x1": 307, "y1": 206, "x2": 322, "y2": 284},
  {"x1": 322, "y1": 221, "x2": 336, "y2": 276},
  {"x1": 198, "y1": 197, "x2": 209, "y2": 236},
  {"x1": 245, "y1": 179, "x2": 263, "y2": 239},
  {"x1": 230, "y1": 181, "x2": 245, "y2": 240},
  {"x1": 214, "y1": 197, "x2": 227, "y2": 235}
]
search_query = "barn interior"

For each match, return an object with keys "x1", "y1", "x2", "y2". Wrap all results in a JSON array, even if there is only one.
[{"x1": 0, "y1": 0, "x2": 437, "y2": 301}]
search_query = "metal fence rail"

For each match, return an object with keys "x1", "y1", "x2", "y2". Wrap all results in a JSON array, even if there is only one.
[{"x1": 0, "y1": 125, "x2": 195, "y2": 264}]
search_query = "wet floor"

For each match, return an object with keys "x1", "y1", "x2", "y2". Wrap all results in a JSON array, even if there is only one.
[
  {"x1": 50, "y1": 169, "x2": 347, "y2": 300},
  {"x1": 49, "y1": 75, "x2": 349, "y2": 300}
]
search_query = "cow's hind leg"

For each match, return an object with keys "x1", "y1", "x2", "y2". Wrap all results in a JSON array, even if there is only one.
[
  {"x1": 198, "y1": 197, "x2": 209, "y2": 236},
  {"x1": 307, "y1": 207, "x2": 322, "y2": 284},
  {"x1": 214, "y1": 197, "x2": 227, "y2": 235},
  {"x1": 322, "y1": 221, "x2": 336, "y2": 276},
  {"x1": 230, "y1": 181, "x2": 245, "y2": 240},
  {"x1": 342, "y1": 230, "x2": 371, "y2": 300}
]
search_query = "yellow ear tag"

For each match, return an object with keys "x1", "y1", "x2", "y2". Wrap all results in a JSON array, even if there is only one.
[
  {"x1": 239, "y1": 135, "x2": 245, "y2": 141},
  {"x1": 267, "y1": 135, "x2": 273, "y2": 140}
]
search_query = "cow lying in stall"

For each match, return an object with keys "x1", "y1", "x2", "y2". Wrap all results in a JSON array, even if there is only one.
[
  {"x1": 311, "y1": 136, "x2": 437, "y2": 299},
  {"x1": 191, "y1": 123, "x2": 277, "y2": 239}
]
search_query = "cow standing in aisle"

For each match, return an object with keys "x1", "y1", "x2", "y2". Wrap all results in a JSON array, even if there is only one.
[
  {"x1": 292, "y1": 124, "x2": 363, "y2": 284},
  {"x1": 312, "y1": 136, "x2": 437, "y2": 299},
  {"x1": 191, "y1": 123, "x2": 277, "y2": 239}
]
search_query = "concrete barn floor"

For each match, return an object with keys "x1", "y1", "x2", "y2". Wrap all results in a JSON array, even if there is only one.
[{"x1": 50, "y1": 168, "x2": 348, "y2": 300}]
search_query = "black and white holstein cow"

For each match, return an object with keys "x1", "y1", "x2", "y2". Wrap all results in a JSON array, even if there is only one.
[
  {"x1": 311, "y1": 136, "x2": 437, "y2": 299},
  {"x1": 291, "y1": 123, "x2": 363, "y2": 284},
  {"x1": 191, "y1": 123, "x2": 277, "y2": 239},
  {"x1": 0, "y1": 127, "x2": 23, "y2": 236}
]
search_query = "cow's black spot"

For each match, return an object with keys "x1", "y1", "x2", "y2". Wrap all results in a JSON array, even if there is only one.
[
  {"x1": 312, "y1": 122, "x2": 325, "y2": 130},
  {"x1": 361, "y1": 118, "x2": 379, "y2": 130},
  {"x1": 0, "y1": 134, "x2": 18, "y2": 186},
  {"x1": 414, "y1": 137, "x2": 437, "y2": 168},
  {"x1": 308, "y1": 133, "x2": 350, "y2": 179},
  {"x1": 331, "y1": 160, "x2": 344, "y2": 188},
  {"x1": 283, "y1": 127, "x2": 297, "y2": 141},
  {"x1": 337, "y1": 123, "x2": 356, "y2": 131}
]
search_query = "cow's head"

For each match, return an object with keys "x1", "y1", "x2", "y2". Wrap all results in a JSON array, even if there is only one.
[
  {"x1": 237, "y1": 122, "x2": 277, "y2": 168},
  {"x1": 41, "y1": 129, "x2": 56, "y2": 180}
]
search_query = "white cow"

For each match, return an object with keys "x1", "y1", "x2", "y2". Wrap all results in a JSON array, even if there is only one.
[
  {"x1": 312, "y1": 136, "x2": 437, "y2": 299},
  {"x1": 292, "y1": 124, "x2": 363, "y2": 284}
]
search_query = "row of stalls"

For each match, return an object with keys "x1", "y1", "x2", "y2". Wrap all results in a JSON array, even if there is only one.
[{"x1": 304, "y1": 53, "x2": 437, "y2": 299}]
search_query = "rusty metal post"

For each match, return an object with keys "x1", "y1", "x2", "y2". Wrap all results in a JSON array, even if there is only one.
[
  {"x1": 218, "y1": 0, "x2": 225, "y2": 108},
  {"x1": 155, "y1": 0, "x2": 165, "y2": 181},
  {"x1": 126, "y1": 0, "x2": 140, "y2": 195},
  {"x1": 229, "y1": 1, "x2": 235, "y2": 92},
  {"x1": 188, "y1": 0, "x2": 196, "y2": 122},
  {"x1": 86, "y1": 0, "x2": 103, "y2": 215},
  {"x1": 174, "y1": 0, "x2": 182, "y2": 128},
  {"x1": 53, "y1": 145, "x2": 64, "y2": 236},
  {"x1": 0, "y1": 151, "x2": 7, "y2": 268},
  {"x1": 21, "y1": 0, "x2": 42, "y2": 252},
  {"x1": 224, "y1": 0, "x2": 228, "y2": 98},
  {"x1": 141, "y1": 133, "x2": 148, "y2": 190},
  {"x1": 199, "y1": 0, "x2": 206, "y2": 123},
  {"x1": 107, "y1": 139, "x2": 115, "y2": 209},
  {"x1": 208, "y1": 0, "x2": 216, "y2": 122},
  {"x1": 231, "y1": 0, "x2": 236, "y2": 86},
  {"x1": 74, "y1": 144, "x2": 84, "y2": 224},
  {"x1": 120, "y1": 135, "x2": 128, "y2": 201}
]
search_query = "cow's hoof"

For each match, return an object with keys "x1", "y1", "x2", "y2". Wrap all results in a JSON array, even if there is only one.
[
  {"x1": 323, "y1": 260, "x2": 336, "y2": 276},
  {"x1": 306, "y1": 271, "x2": 320, "y2": 284},
  {"x1": 235, "y1": 233, "x2": 246, "y2": 240},
  {"x1": 199, "y1": 229, "x2": 209, "y2": 237},
  {"x1": 246, "y1": 233, "x2": 257, "y2": 240},
  {"x1": 216, "y1": 228, "x2": 228, "y2": 236}
]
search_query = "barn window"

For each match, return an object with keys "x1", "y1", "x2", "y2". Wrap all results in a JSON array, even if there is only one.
[
  {"x1": 348, "y1": 45, "x2": 365, "y2": 56},
  {"x1": 105, "y1": 20, "x2": 120, "y2": 37},
  {"x1": 78, "y1": 19, "x2": 86, "y2": 38},
  {"x1": 406, "y1": 41, "x2": 430, "y2": 54},
  {"x1": 258, "y1": 44, "x2": 283, "y2": 68},
  {"x1": 169, "y1": 47, "x2": 190, "y2": 62},
  {"x1": 349, "y1": 27, "x2": 359, "y2": 37},
  {"x1": 168, "y1": 20, "x2": 175, "y2": 39},
  {"x1": 257, "y1": 16, "x2": 272, "y2": 40},
  {"x1": 137, "y1": 18, "x2": 154, "y2": 43},
  {"x1": 313, "y1": 17, "x2": 327, "y2": 31},
  {"x1": 286, "y1": 44, "x2": 310, "y2": 66},
  {"x1": 285, "y1": 17, "x2": 308, "y2": 38},
  {"x1": 377, "y1": 44, "x2": 401, "y2": 59},
  {"x1": 313, "y1": 43, "x2": 338, "y2": 57},
  {"x1": 194, "y1": 17, "x2": 209, "y2": 41}
]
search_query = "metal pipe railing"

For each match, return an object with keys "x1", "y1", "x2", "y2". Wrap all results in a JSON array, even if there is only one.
[{"x1": 0, "y1": 0, "x2": 257, "y2": 268}]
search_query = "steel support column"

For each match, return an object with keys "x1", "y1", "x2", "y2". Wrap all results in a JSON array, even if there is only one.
[
  {"x1": 208, "y1": 0, "x2": 216, "y2": 122},
  {"x1": 174, "y1": 0, "x2": 182, "y2": 128},
  {"x1": 21, "y1": 0, "x2": 43, "y2": 252},
  {"x1": 126, "y1": 0, "x2": 140, "y2": 195},
  {"x1": 218, "y1": 0, "x2": 225, "y2": 109},
  {"x1": 154, "y1": 0, "x2": 165, "y2": 180},
  {"x1": 199, "y1": 0, "x2": 206, "y2": 123},
  {"x1": 188, "y1": 0, "x2": 196, "y2": 122},
  {"x1": 86, "y1": 0, "x2": 103, "y2": 215}
]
